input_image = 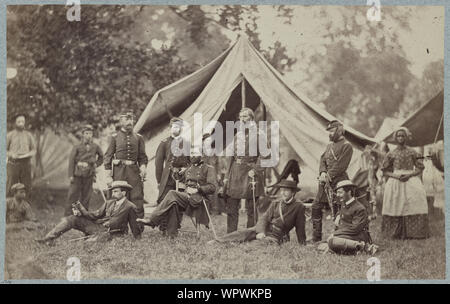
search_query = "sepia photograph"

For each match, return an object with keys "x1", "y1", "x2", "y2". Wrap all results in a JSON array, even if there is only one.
[{"x1": 3, "y1": 3, "x2": 446, "y2": 282}]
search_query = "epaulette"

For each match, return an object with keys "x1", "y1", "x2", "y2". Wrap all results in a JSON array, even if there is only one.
[
  {"x1": 136, "y1": 133, "x2": 143, "y2": 137},
  {"x1": 205, "y1": 164, "x2": 214, "y2": 169},
  {"x1": 111, "y1": 132, "x2": 117, "y2": 137}
]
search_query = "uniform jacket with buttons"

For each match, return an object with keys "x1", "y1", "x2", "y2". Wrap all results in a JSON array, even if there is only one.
[
  {"x1": 68, "y1": 141, "x2": 104, "y2": 177},
  {"x1": 255, "y1": 198, "x2": 306, "y2": 245},
  {"x1": 104, "y1": 129, "x2": 148, "y2": 170},
  {"x1": 319, "y1": 137, "x2": 353, "y2": 184},
  {"x1": 155, "y1": 136, "x2": 190, "y2": 201},
  {"x1": 334, "y1": 198, "x2": 370, "y2": 242}
]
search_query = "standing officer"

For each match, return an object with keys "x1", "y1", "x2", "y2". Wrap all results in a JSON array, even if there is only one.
[
  {"x1": 155, "y1": 117, "x2": 190, "y2": 204},
  {"x1": 104, "y1": 111, "x2": 148, "y2": 220},
  {"x1": 223, "y1": 107, "x2": 267, "y2": 233},
  {"x1": 64, "y1": 124, "x2": 104, "y2": 215},
  {"x1": 311, "y1": 120, "x2": 353, "y2": 242},
  {"x1": 6, "y1": 114, "x2": 36, "y2": 197}
]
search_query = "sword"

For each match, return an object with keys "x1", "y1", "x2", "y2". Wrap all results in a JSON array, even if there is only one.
[
  {"x1": 202, "y1": 198, "x2": 218, "y2": 240},
  {"x1": 323, "y1": 174, "x2": 335, "y2": 220},
  {"x1": 68, "y1": 229, "x2": 122, "y2": 242},
  {"x1": 248, "y1": 170, "x2": 257, "y2": 225}
]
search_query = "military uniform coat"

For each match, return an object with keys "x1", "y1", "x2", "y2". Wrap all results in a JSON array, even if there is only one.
[
  {"x1": 155, "y1": 136, "x2": 190, "y2": 202},
  {"x1": 333, "y1": 198, "x2": 370, "y2": 242},
  {"x1": 225, "y1": 128, "x2": 267, "y2": 199},
  {"x1": 255, "y1": 198, "x2": 306, "y2": 244},
  {"x1": 147, "y1": 161, "x2": 216, "y2": 227},
  {"x1": 104, "y1": 129, "x2": 148, "y2": 213},
  {"x1": 316, "y1": 137, "x2": 353, "y2": 203}
]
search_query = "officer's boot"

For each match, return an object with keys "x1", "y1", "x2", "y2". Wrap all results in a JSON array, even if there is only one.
[
  {"x1": 166, "y1": 206, "x2": 180, "y2": 238},
  {"x1": 159, "y1": 217, "x2": 168, "y2": 236},
  {"x1": 35, "y1": 217, "x2": 73, "y2": 245},
  {"x1": 311, "y1": 203, "x2": 323, "y2": 243},
  {"x1": 328, "y1": 237, "x2": 366, "y2": 255}
]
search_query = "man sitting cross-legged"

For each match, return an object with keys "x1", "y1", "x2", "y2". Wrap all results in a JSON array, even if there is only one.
[
  {"x1": 36, "y1": 181, "x2": 141, "y2": 245},
  {"x1": 208, "y1": 179, "x2": 306, "y2": 245}
]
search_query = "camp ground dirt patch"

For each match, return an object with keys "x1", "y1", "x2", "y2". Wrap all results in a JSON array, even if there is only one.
[{"x1": 4, "y1": 202, "x2": 445, "y2": 281}]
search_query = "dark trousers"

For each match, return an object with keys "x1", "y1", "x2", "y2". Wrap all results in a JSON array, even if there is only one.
[
  {"x1": 157, "y1": 182, "x2": 176, "y2": 204},
  {"x1": 113, "y1": 164, "x2": 144, "y2": 218},
  {"x1": 225, "y1": 198, "x2": 258, "y2": 233},
  {"x1": 64, "y1": 176, "x2": 94, "y2": 216},
  {"x1": 6, "y1": 158, "x2": 32, "y2": 197},
  {"x1": 312, "y1": 183, "x2": 339, "y2": 241},
  {"x1": 166, "y1": 205, "x2": 182, "y2": 237},
  {"x1": 44, "y1": 215, "x2": 107, "y2": 240}
]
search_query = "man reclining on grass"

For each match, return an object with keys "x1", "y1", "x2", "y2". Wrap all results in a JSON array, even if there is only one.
[
  {"x1": 208, "y1": 179, "x2": 306, "y2": 245},
  {"x1": 6, "y1": 183, "x2": 43, "y2": 232},
  {"x1": 323, "y1": 180, "x2": 378, "y2": 255},
  {"x1": 35, "y1": 181, "x2": 141, "y2": 245}
]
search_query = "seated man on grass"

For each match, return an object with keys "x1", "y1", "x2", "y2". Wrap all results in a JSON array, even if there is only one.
[
  {"x1": 325, "y1": 180, "x2": 378, "y2": 255},
  {"x1": 6, "y1": 183, "x2": 42, "y2": 232},
  {"x1": 36, "y1": 181, "x2": 141, "y2": 245},
  {"x1": 208, "y1": 179, "x2": 306, "y2": 245}
]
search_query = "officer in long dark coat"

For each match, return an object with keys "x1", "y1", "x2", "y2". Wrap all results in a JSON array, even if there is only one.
[
  {"x1": 312, "y1": 120, "x2": 353, "y2": 242},
  {"x1": 155, "y1": 117, "x2": 190, "y2": 204},
  {"x1": 104, "y1": 112, "x2": 148, "y2": 220},
  {"x1": 223, "y1": 107, "x2": 267, "y2": 233}
]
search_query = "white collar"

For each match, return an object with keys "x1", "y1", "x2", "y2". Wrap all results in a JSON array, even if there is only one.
[
  {"x1": 115, "y1": 197, "x2": 126, "y2": 207},
  {"x1": 344, "y1": 197, "x2": 355, "y2": 206}
]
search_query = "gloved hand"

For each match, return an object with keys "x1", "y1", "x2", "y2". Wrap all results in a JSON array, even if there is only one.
[{"x1": 140, "y1": 165, "x2": 147, "y2": 181}]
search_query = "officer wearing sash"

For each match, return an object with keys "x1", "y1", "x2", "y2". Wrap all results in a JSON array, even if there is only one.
[{"x1": 209, "y1": 179, "x2": 306, "y2": 245}]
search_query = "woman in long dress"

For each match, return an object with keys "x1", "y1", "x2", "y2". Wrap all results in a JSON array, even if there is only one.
[{"x1": 381, "y1": 127, "x2": 429, "y2": 239}]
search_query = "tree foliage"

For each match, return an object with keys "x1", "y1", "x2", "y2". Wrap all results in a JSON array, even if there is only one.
[{"x1": 7, "y1": 5, "x2": 195, "y2": 133}]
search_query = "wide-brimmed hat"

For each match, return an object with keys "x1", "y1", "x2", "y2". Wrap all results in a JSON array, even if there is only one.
[
  {"x1": 335, "y1": 180, "x2": 356, "y2": 191},
  {"x1": 269, "y1": 179, "x2": 301, "y2": 192},
  {"x1": 109, "y1": 181, "x2": 133, "y2": 191}
]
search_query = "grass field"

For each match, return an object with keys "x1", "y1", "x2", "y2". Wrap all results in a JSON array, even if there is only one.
[{"x1": 4, "y1": 193, "x2": 446, "y2": 281}]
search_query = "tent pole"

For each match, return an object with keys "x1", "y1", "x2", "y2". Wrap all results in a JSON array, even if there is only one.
[{"x1": 241, "y1": 78, "x2": 246, "y2": 108}]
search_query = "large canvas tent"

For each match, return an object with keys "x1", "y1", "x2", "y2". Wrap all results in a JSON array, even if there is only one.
[
  {"x1": 135, "y1": 36, "x2": 375, "y2": 202},
  {"x1": 382, "y1": 90, "x2": 444, "y2": 147}
]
